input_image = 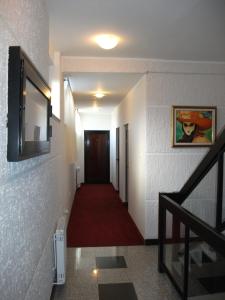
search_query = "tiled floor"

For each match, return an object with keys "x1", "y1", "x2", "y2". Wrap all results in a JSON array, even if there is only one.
[
  {"x1": 52, "y1": 245, "x2": 180, "y2": 300},
  {"x1": 96, "y1": 256, "x2": 127, "y2": 269},
  {"x1": 98, "y1": 283, "x2": 138, "y2": 300}
]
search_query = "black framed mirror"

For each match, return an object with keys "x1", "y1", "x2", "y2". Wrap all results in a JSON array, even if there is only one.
[{"x1": 7, "y1": 46, "x2": 52, "y2": 161}]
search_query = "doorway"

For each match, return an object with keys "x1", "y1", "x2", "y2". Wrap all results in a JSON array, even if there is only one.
[
  {"x1": 124, "y1": 124, "x2": 129, "y2": 204},
  {"x1": 116, "y1": 127, "x2": 120, "y2": 192},
  {"x1": 84, "y1": 130, "x2": 110, "y2": 183}
]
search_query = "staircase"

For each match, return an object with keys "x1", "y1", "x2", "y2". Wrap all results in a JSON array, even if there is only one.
[
  {"x1": 167, "y1": 241, "x2": 225, "y2": 298},
  {"x1": 158, "y1": 127, "x2": 225, "y2": 300}
]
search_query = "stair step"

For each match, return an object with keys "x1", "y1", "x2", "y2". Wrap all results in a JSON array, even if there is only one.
[
  {"x1": 188, "y1": 292, "x2": 225, "y2": 300},
  {"x1": 190, "y1": 261, "x2": 225, "y2": 277}
]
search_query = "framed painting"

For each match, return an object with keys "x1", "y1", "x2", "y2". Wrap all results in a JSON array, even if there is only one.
[{"x1": 172, "y1": 106, "x2": 217, "y2": 147}]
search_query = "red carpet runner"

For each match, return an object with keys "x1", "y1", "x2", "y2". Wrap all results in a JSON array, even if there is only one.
[{"x1": 67, "y1": 184, "x2": 144, "y2": 247}]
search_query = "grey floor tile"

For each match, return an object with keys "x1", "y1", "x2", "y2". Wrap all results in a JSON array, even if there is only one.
[
  {"x1": 96, "y1": 256, "x2": 127, "y2": 269},
  {"x1": 98, "y1": 282, "x2": 138, "y2": 300}
]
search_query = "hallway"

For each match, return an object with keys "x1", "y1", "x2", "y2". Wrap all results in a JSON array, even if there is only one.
[
  {"x1": 52, "y1": 245, "x2": 180, "y2": 300},
  {"x1": 1, "y1": 1, "x2": 225, "y2": 299},
  {"x1": 67, "y1": 184, "x2": 144, "y2": 247}
]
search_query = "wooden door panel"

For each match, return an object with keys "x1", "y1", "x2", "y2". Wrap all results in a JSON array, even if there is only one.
[
  {"x1": 84, "y1": 131, "x2": 110, "y2": 183},
  {"x1": 116, "y1": 127, "x2": 120, "y2": 191},
  {"x1": 124, "y1": 124, "x2": 128, "y2": 203}
]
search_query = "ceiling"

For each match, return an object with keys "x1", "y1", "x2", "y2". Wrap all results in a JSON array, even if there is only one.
[
  {"x1": 47, "y1": 0, "x2": 225, "y2": 61},
  {"x1": 47, "y1": 0, "x2": 225, "y2": 113},
  {"x1": 68, "y1": 73, "x2": 143, "y2": 114}
]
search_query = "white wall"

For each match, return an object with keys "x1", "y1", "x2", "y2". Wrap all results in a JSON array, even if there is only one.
[
  {"x1": 0, "y1": 2, "x2": 76, "y2": 299},
  {"x1": 80, "y1": 113, "x2": 111, "y2": 130},
  {"x1": 76, "y1": 113, "x2": 111, "y2": 184},
  {"x1": 64, "y1": 81, "x2": 76, "y2": 163},
  {"x1": 110, "y1": 61, "x2": 225, "y2": 240},
  {"x1": 49, "y1": 52, "x2": 61, "y2": 120},
  {"x1": 111, "y1": 75, "x2": 146, "y2": 237},
  {"x1": 74, "y1": 110, "x2": 83, "y2": 186},
  {"x1": 146, "y1": 61, "x2": 225, "y2": 239}
]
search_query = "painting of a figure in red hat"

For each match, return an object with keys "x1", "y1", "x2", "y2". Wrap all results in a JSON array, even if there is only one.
[{"x1": 172, "y1": 106, "x2": 216, "y2": 146}]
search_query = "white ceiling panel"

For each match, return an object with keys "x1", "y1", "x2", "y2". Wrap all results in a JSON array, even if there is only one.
[
  {"x1": 48, "y1": 0, "x2": 225, "y2": 61},
  {"x1": 68, "y1": 72, "x2": 143, "y2": 113}
]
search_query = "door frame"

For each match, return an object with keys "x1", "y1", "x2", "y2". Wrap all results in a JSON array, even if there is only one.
[
  {"x1": 124, "y1": 124, "x2": 129, "y2": 204},
  {"x1": 116, "y1": 127, "x2": 120, "y2": 192},
  {"x1": 84, "y1": 130, "x2": 110, "y2": 183}
]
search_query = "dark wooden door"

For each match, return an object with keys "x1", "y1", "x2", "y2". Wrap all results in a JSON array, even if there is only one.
[
  {"x1": 116, "y1": 127, "x2": 120, "y2": 191},
  {"x1": 124, "y1": 124, "x2": 129, "y2": 204},
  {"x1": 84, "y1": 131, "x2": 110, "y2": 183}
]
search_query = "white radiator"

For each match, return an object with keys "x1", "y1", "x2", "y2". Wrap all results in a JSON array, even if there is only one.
[{"x1": 53, "y1": 216, "x2": 67, "y2": 285}]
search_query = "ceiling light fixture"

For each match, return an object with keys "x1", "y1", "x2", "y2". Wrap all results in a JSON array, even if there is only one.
[
  {"x1": 95, "y1": 34, "x2": 119, "y2": 50},
  {"x1": 95, "y1": 92, "x2": 105, "y2": 98}
]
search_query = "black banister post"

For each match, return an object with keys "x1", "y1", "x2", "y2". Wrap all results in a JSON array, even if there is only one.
[
  {"x1": 158, "y1": 194, "x2": 166, "y2": 273},
  {"x1": 183, "y1": 226, "x2": 190, "y2": 300},
  {"x1": 216, "y1": 152, "x2": 224, "y2": 230}
]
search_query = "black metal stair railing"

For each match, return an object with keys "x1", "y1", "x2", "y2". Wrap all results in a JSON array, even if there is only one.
[
  {"x1": 217, "y1": 220, "x2": 225, "y2": 233},
  {"x1": 177, "y1": 127, "x2": 225, "y2": 204},
  {"x1": 158, "y1": 126, "x2": 225, "y2": 300},
  {"x1": 158, "y1": 194, "x2": 225, "y2": 299}
]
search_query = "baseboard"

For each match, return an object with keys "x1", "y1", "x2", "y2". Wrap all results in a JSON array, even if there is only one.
[
  {"x1": 145, "y1": 239, "x2": 159, "y2": 245},
  {"x1": 144, "y1": 237, "x2": 199, "y2": 245}
]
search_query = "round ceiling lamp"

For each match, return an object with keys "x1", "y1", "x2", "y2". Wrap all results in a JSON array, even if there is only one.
[
  {"x1": 95, "y1": 34, "x2": 119, "y2": 50},
  {"x1": 95, "y1": 92, "x2": 105, "y2": 98}
]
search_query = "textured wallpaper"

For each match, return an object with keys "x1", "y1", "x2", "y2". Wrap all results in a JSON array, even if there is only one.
[
  {"x1": 0, "y1": 1, "x2": 75, "y2": 299},
  {"x1": 145, "y1": 63, "x2": 225, "y2": 238}
]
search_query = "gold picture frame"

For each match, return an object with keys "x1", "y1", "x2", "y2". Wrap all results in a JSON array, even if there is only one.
[{"x1": 172, "y1": 106, "x2": 217, "y2": 147}]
